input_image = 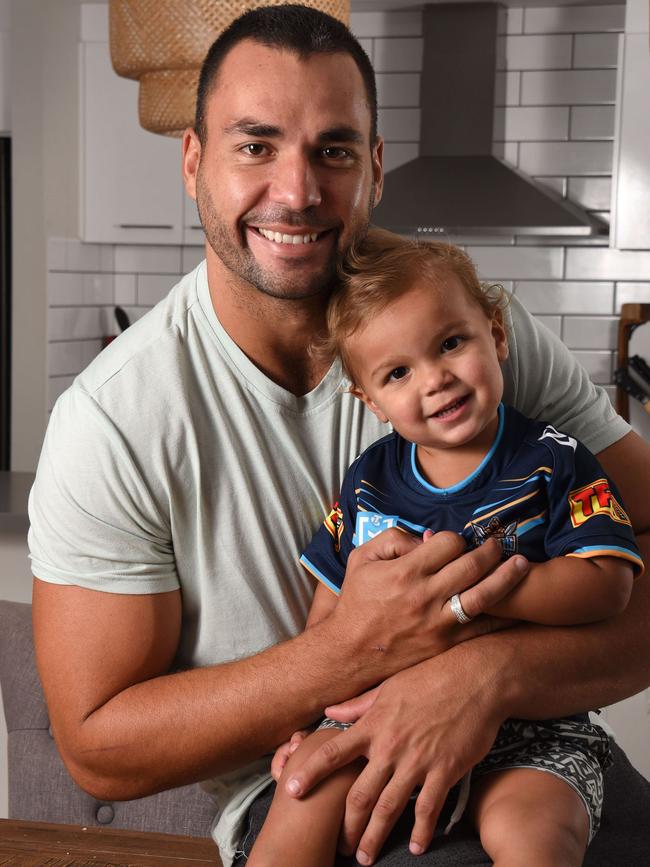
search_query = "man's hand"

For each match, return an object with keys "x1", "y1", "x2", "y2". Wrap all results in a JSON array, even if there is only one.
[
  {"x1": 330, "y1": 529, "x2": 528, "y2": 683},
  {"x1": 286, "y1": 644, "x2": 509, "y2": 865}
]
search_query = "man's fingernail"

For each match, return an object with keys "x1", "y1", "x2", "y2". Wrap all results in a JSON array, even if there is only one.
[
  {"x1": 289, "y1": 742, "x2": 300, "y2": 753},
  {"x1": 286, "y1": 779, "x2": 301, "y2": 795},
  {"x1": 356, "y1": 850, "x2": 371, "y2": 865},
  {"x1": 410, "y1": 842, "x2": 424, "y2": 855},
  {"x1": 514, "y1": 556, "x2": 529, "y2": 573}
]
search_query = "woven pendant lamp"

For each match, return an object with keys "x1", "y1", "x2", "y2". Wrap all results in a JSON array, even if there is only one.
[{"x1": 109, "y1": 0, "x2": 350, "y2": 137}]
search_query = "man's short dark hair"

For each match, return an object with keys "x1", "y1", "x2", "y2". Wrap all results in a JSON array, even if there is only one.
[{"x1": 195, "y1": 4, "x2": 378, "y2": 145}]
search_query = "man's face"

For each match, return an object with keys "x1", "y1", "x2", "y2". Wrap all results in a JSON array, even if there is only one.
[{"x1": 183, "y1": 40, "x2": 383, "y2": 301}]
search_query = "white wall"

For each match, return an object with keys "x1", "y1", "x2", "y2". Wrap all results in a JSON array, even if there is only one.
[
  {"x1": 10, "y1": 0, "x2": 81, "y2": 473},
  {"x1": 0, "y1": 0, "x2": 10, "y2": 133}
]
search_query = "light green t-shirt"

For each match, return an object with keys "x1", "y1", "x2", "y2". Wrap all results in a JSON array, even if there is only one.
[{"x1": 28, "y1": 261, "x2": 629, "y2": 864}]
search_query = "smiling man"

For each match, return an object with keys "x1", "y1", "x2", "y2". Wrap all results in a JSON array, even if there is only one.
[{"x1": 29, "y1": 6, "x2": 650, "y2": 867}]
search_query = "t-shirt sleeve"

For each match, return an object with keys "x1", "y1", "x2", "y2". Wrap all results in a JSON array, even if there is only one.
[
  {"x1": 543, "y1": 436, "x2": 643, "y2": 576},
  {"x1": 502, "y1": 295, "x2": 630, "y2": 456},
  {"x1": 299, "y1": 464, "x2": 359, "y2": 596},
  {"x1": 28, "y1": 386, "x2": 178, "y2": 594}
]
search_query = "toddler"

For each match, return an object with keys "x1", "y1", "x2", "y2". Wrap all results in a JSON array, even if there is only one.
[{"x1": 247, "y1": 230, "x2": 641, "y2": 867}]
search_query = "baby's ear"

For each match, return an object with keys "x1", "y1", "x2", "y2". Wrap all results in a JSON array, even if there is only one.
[{"x1": 349, "y1": 385, "x2": 390, "y2": 424}]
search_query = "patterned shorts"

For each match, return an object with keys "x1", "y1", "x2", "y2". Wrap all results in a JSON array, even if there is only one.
[{"x1": 317, "y1": 715, "x2": 612, "y2": 842}]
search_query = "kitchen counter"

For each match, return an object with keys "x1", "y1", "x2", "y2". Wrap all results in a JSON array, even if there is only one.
[{"x1": 0, "y1": 472, "x2": 34, "y2": 531}]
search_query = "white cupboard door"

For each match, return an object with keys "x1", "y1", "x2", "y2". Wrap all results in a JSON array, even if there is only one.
[
  {"x1": 81, "y1": 42, "x2": 183, "y2": 244},
  {"x1": 611, "y1": 33, "x2": 650, "y2": 250}
]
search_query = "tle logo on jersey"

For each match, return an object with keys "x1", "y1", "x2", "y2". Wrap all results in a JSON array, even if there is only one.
[
  {"x1": 568, "y1": 479, "x2": 631, "y2": 528},
  {"x1": 471, "y1": 517, "x2": 519, "y2": 558}
]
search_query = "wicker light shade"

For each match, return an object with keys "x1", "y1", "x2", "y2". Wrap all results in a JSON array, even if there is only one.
[{"x1": 109, "y1": 0, "x2": 350, "y2": 137}]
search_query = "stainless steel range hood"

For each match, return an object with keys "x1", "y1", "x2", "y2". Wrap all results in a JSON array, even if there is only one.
[{"x1": 371, "y1": 3, "x2": 601, "y2": 237}]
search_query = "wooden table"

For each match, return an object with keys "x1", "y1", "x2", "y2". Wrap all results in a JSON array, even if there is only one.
[{"x1": 0, "y1": 820, "x2": 222, "y2": 866}]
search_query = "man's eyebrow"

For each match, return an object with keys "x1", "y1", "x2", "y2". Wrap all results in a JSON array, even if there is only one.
[
  {"x1": 319, "y1": 127, "x2": 364, "y2": 144},
  {"x1": 224, "y1": 119, "x2": 283, "y2": 137}
]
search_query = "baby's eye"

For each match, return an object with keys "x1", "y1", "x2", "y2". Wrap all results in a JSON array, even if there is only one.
[
  {"x1": 441, "y1": 336, "x2": 463, "y2": 353},
  {"x1": 388, "y1": 366, "x2": 409, "y2": 381}
]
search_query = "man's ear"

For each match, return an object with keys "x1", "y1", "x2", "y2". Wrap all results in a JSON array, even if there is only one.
[
  {"x1": 371, "y1": 136, "x2": 384, "y2": 209},
  {"x1": 492, "y1": 309, "x2": 509, "y2": 363},
  {"x1": 349, "y1": 385, "x2": 390, "y2": 424},
  {"x1": 182, "y1": 127, "x2": 201, "y2": 200}
]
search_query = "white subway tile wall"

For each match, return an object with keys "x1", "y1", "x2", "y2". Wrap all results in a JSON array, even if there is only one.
[{"x1": 46, "y1": 5, "x2": 650, "y2": 421}]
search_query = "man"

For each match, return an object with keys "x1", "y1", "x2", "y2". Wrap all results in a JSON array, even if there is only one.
[{"x1": 29, "y1": 6, "x2": 650, "y2": 866}]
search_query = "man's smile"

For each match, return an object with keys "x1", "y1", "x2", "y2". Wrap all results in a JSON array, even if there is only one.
[{"x1": 257, "y1": 228, "x2": 321, "y2": 245}]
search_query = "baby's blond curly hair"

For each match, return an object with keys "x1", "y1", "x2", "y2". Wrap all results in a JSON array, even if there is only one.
[{"x1": 318, "y1": 228, "x2": 508, "y2": 383}]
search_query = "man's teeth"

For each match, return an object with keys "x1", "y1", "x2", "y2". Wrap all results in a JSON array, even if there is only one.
[{"x1": 258, "y1": 228, "x2": 320, "y2": 244}]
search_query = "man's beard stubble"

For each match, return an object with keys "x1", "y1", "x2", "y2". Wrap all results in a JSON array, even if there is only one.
[{"x1": 195, "y1": 172, "x2": 375, "y2": 302}]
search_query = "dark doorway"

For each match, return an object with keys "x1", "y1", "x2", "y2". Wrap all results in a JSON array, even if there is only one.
[{"x1": 0, "y1": 137, "x2": 11, "y2": 470}]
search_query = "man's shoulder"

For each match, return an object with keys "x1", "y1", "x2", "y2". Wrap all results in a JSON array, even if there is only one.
[{"x1": 77, "y1": 266, "x2": 203, "y2": 396}]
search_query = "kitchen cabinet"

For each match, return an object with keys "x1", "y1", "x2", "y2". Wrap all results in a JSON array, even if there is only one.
[
  {"x1": 80, "y1": 40, "x2": 184, "y2": 244},
  {"x1": 610, "y1": 0, "x2": 650, "y2": 250}
]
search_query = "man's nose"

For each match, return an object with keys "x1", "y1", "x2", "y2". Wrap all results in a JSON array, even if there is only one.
[{"x1": 269, "y1": 153, "x2": 322, "y2": 211}]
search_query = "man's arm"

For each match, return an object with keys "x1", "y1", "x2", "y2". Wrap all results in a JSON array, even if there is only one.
[
  {"x1": 286, "y1": 429, "x2": 650, "y2": 864},
  {"x1": 32, "y1": 530, "x2": 526, "y2": 801}
]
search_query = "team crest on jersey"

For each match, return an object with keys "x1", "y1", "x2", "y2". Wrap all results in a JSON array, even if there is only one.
[
  {"x1": 568, "y1": 479, "x2": 631, "y2": 528},
  {"x1": 538, "y1": 425, "x2": 577, "y2": 451},
  {"x1": 355, "y1": 512, "x2": 399, "y2": 546},
  {"x1": 324, "y1": 502, "x2": 345, "y2": 552},
  {"x1": 471, "y1": 517, "x2": 519, "y2": 558}
]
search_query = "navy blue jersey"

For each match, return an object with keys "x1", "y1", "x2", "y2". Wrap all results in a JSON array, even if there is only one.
[{"x1": 301, "y1": 405, "x2": 642, "y2": 595}]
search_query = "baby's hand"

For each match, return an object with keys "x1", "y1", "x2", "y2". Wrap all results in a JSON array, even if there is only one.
[{"x1": 270, "y1": 729, "x2": 312, "y2": 781}]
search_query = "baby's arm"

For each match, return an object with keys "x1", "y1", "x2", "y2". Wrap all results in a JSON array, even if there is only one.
[
  {"x1": 306, "y1": 583, "x2": 339, "y2": 627},
  {"x1": 485, "y1": 555, "x2": 633, "y2": 625}
]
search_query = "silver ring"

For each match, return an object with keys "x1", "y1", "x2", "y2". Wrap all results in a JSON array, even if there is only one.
[{"x1": 449, "y1": 593, "x2": 472, "y2": 624}]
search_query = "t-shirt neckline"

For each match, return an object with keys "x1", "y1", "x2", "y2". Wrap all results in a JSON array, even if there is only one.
[{"x1": 195, "y1": 261, "x2": 346, "y2": 413}]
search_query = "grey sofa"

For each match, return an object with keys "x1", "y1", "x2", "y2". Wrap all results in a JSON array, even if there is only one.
[
  {"x1": 0, "y1": 600, "x2": 216, "y2": 837},
  {"x1": 2, "y1": 599, "x2": 650, "y2": 864}
]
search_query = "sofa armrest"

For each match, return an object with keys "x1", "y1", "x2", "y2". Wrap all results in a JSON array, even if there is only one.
[{"x1": 0, "y1": 600, "x2": 216, "y2": 838}]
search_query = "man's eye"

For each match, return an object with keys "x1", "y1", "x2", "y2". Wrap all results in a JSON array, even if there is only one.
[
  {"x1": 240, "y1": 143, "x2": 268, "y2": 156},
  {"x1": 441, "y1": 336, "x2": 462, "y2": 353},
  {"x1": 322, "y1": 146, "x2": 351, "y2": 160},
  {"x1": 388, "y1": 366, "x2": 409, "y2": 381}
]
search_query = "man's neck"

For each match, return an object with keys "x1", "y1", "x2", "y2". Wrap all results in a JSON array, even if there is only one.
[{"x1": 205, "y1": 255, "x2": 333, "y2": 396}]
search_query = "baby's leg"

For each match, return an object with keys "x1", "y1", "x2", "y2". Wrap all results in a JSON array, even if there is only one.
[
  {"x1": 247, "y1": 728, "x2": 364, "y2": 867},
  {"x1": 468, "y1": 768, "x2": 590, "y2": 867}
]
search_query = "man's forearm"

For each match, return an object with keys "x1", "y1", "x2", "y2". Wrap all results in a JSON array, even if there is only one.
[
  {"x1": 47, "y1": 613, "x2": 388, "y2": 801},
  {"x1": 33, "y1": 535, "x2": 527, "y2": 801}
]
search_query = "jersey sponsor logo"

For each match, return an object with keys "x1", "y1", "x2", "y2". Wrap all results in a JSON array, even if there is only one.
[
  {"x1": 538, "y1": 425, "x2": 577, "y2": 451},
  {"x1": 471, "y1": 516, "x2": 518, "y2": 558},
  {"x1": 355, "y1": 512, "x2": 399, "y2": 546},
  {"x1": 568, "y1": 479, "x2": 631, "y2": 528},
  {"x1": 324, "y1": 502, "x2": 345, "y2": 552}
]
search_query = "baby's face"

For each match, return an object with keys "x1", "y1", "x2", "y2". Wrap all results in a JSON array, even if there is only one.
[{"x1": 346, "y1": 275, "x2": 509, "y2": 455}]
